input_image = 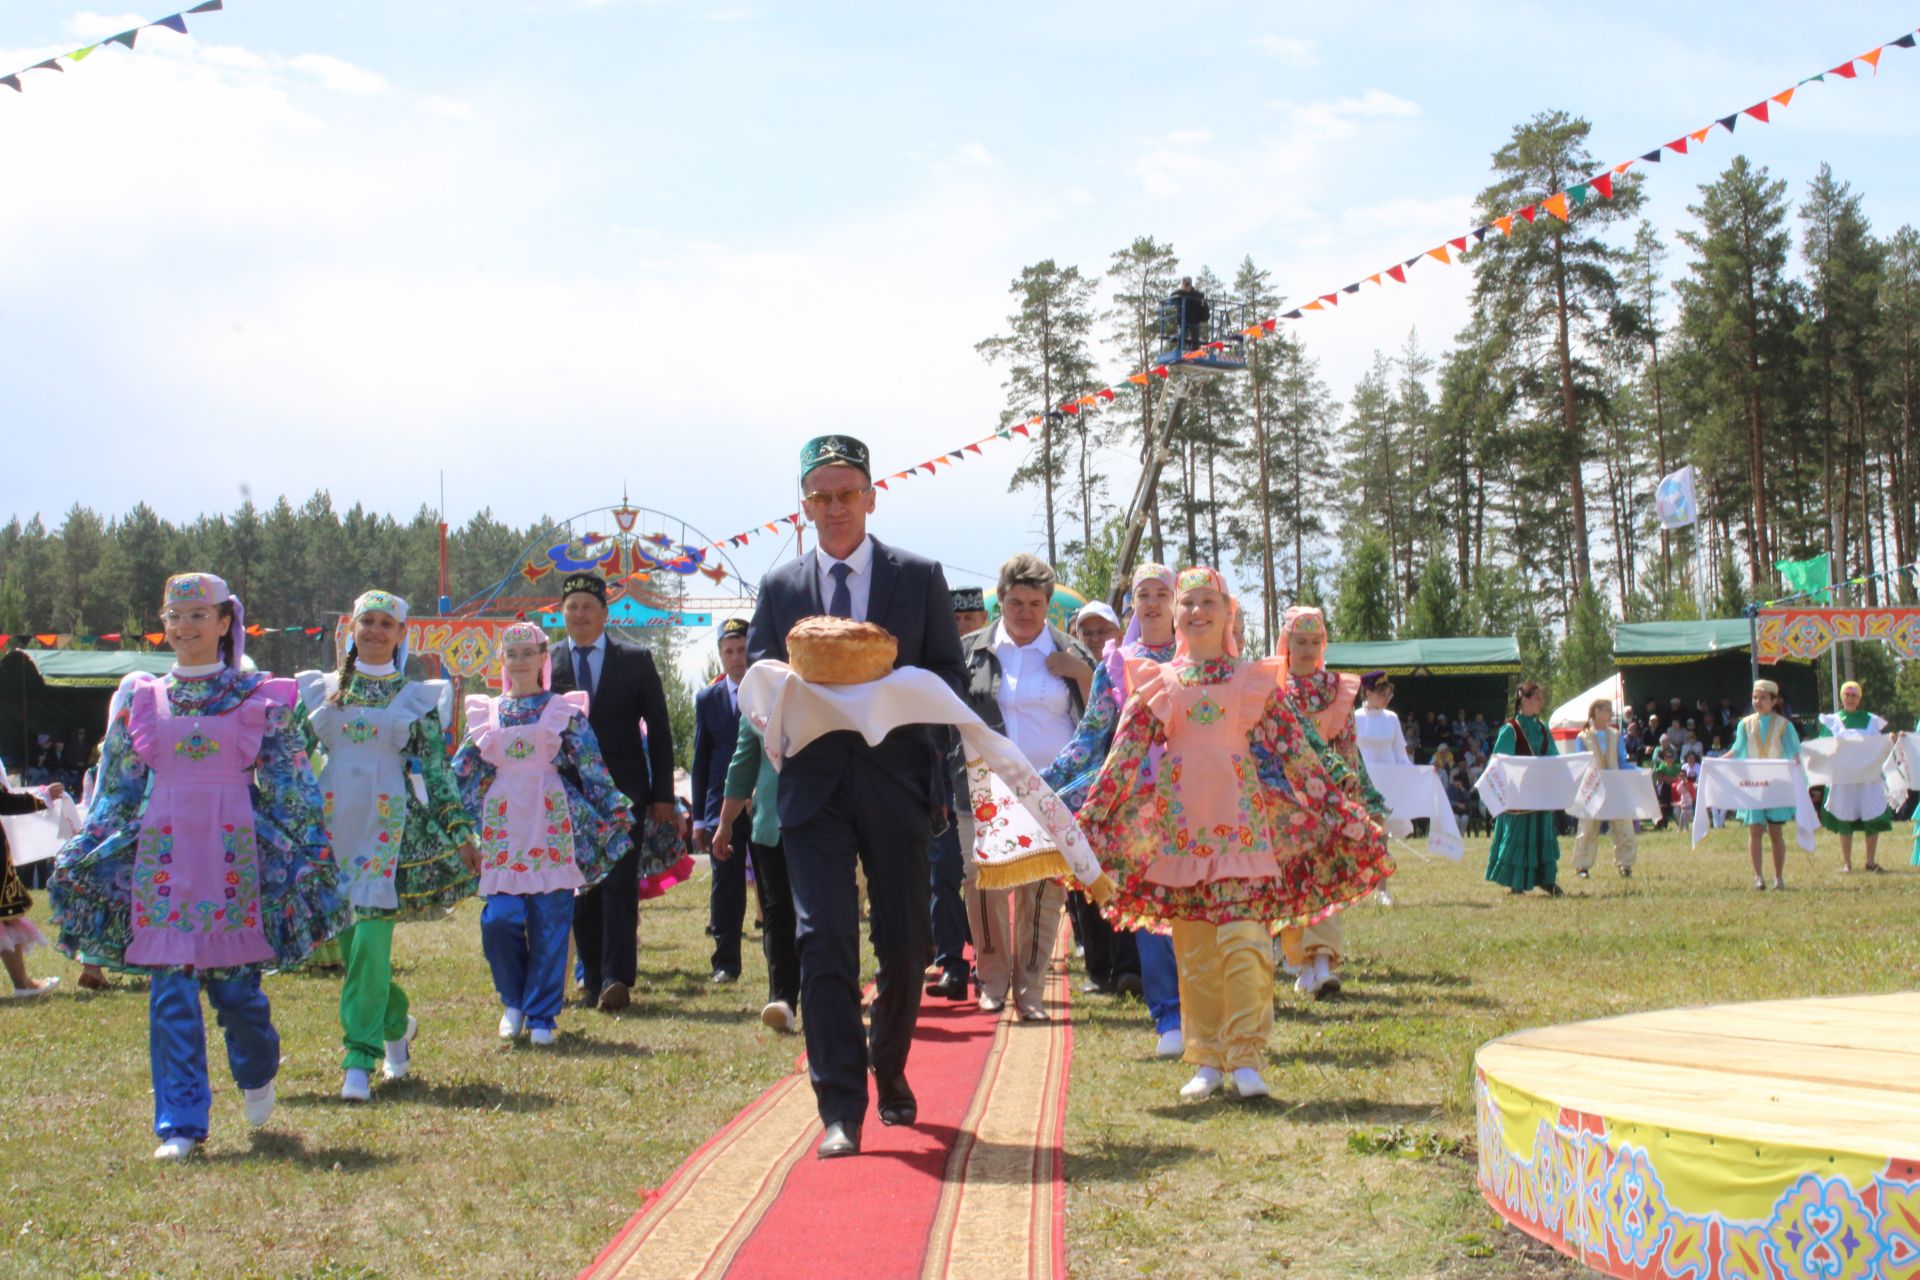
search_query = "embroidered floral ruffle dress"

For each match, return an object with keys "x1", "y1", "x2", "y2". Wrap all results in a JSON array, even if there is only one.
[
  {"x1": 1078, "y1": 654, "x2": 1393, "y2": 932},
  {"x1": 293, "y1": 670, "x2": 476, "y2": 917},
  {"x1": 1043, "y1": 638, "x2": 1175, "y2": 812},
  {"x1": 451, "y1": 690, "x2": 633, "y2": 894},
  {"x1": 50, "y1": 667, "x2": 348, "y2": 976}
]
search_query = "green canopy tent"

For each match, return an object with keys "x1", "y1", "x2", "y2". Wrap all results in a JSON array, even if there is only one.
[
  {"x1": 1322, "y1": 637, "x2": 1521, "y2": 737},
  {"x1": 0, "y1": 649, "x2": 173, "y2": 774},
  {"x1": 1612, "y1": 620, "x2": 1819, "y2": 742}
]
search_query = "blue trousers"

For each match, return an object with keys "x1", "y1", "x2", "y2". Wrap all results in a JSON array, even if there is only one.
[
  {"x1": 1137, "y1": 930, "x2": 1182, "y2": 1034},
  {"x1": 927, "y1": 819, "x2": 970, "y2": 981},
  {"x1": 150, "y1": 970, "x2": 280, "y2": 1142},
  {"x1": 481, "y1": 891, "x2": 573, "y2": 1031}
]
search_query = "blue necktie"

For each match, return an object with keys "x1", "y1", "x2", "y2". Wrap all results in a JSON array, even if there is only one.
[
  {"x1": 575, "y1": 645, "x2": 594, "y2": 696},
  {"x1": 828, "y1": 562, "x2": 853, "y2": 619}
]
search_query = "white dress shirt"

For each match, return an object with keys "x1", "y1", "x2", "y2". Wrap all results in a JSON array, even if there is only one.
[
  {"x1": 991, "y1": 622, "x2": 1076, "y2": 770},
  {"x1": 814, "y1": 535, "x2": 876, "y2": 622}
]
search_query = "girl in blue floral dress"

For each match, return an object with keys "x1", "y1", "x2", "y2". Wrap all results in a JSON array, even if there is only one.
[
  {"x1": 452, "y1": 622, "x2": 633, "y2": 1046},
  {"x1": 50, "y1": 573, "x2": 349, "y2": 1161}
]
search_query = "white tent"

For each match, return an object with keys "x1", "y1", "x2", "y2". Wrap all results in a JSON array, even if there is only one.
[{"x1": 1549, "y1": 673, "x2": 1625, "y2": 742}]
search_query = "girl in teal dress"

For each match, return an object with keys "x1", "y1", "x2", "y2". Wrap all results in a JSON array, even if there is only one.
[
  {"x1": 1730, "y1": 679, "x2": 1800, "y2": 891},
  {"x1": 1484, "y1": 681, "x2": 1562, "y2": 896}
]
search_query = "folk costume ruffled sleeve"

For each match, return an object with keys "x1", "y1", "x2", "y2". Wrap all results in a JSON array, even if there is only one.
[
  {"x1": 50, "y1": 668, "x2": 350, "y2": 978},
  {"x1": 1042, "y1": 639, "x2": 1175, "y2": 813},
  {"x1": 293, "y1": 670, "x2": 478, "y2": 919},
  {"x1": 1078, "y1": 654, "x2": 1393, "y2": 933}
]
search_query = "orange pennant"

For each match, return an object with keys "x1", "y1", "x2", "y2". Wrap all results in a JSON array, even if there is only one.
[
  {"x1": 1425, "y1": 245, "x2": 1451, "y2": 265},
  {"x1": 1302, "y1": 300, "x2": 1324, "y2": 311},
  {"x1": 145, "y1": 632, "x2": 165, "y2": 645},
  {"x1": 1541, "y1": 192, "x2": 1570, "y2": 221},
  {"x1": 1076, "y1": 394, "x2": 1098, "y2": 407},
  {"x1": 1612, "y1": 161, "x2": 1633, "y2": 175},
  {"x1": 1772, "y1": 87, "x2": 1794, "y2": 107},
  {"x1": 1495, "y1": 214, "x2": 1514, "y2": 236},
  {"x1": 1127, "y1": 372, "x2": 1149, "y2": 385},
  {"x1": 1690, "y1": 127, "x2": 1711, "y2": 144},
  {"x1": 35, "y1": 634, "x2": 57, "y2": 646},
  {"x1": 1861, "y1": 47, "x2": 1883, "y2": 73},
  {"x1": 1367, "y1": 272, "x2": 1382, "y2": 286}
]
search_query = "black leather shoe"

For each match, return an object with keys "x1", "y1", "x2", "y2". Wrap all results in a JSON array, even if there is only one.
[
  {"x1": 1113, "y1": 972, "x2": 1145, "y2": 999},
  {"x1": 817, "y1": 1121, "x2": 861, "y2": 1158},
  {"x1": 925, "y1": 972, "x2": 969, "y2": 1000},
  {"x1": 876, "y1": 1075, "x2": 917, "y2": 1126}
]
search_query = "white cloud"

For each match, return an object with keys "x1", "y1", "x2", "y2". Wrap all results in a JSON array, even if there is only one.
[
  {"x1": 1252, "y1": 33, "x2": 1317, "y2": 66},
  {"x1": 286, "y1": 53, "x2": 390, "y2": 95},
  {"x1": 421, "y1": 93, "x2": 477, "y2": 119},
  {"x1": 1271, "y1": 88, "x2": 1421, "y2": 136}
]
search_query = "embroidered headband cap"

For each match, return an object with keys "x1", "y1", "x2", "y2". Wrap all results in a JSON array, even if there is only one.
[
  {"x1": 950, "y1": 586, "x2": 986, "y2": 613},
  {"x1": 349, "y1": 588, "x2": 412, "y2": 668},
  {"x1": 718, "y1": 617, "x2": 750, "y2": 643},
  {"x1": 1281, "y1": 606, "x2": 1327, "y2": 637},
  {"x1": 800, "y1": 434, "x2": 871, "y2": 480},
  {"x1": 1172, "y1": 565, "x2": 1240, "y2": 658},
  {"x1": 560, "y1": 572, "x2": 608, "y2": 606},
  {"x1": 499, "y1": 621, "x2": 552, "y2": 691},
  {"x1": 162, "y1": 572, "x2": 248, "y2": 671},
  {"x1": 1130, "y1": 563, "x2": 1175, "y2": 591},
  {"x1": 1752, "y1": 678, "x2": 1780, "y2": 697}
]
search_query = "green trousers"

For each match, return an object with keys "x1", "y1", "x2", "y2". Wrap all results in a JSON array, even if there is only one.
[{"x1": 339, "y1": 918, "x2": 410, "y2": 1072}]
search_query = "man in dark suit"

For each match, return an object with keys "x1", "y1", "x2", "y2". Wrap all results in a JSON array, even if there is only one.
[
  {"x1": 691, "y1": 618, "x2": 753, "y2": 984},
  {"x1": 747, "y1": 434, "x2": 966, "y2": 1159},
  {"x1": 550, "y1": 571, "x2": 681, "y2": 1013}
]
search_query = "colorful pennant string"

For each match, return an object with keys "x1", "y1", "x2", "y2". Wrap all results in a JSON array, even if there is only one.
[
  {"x1": 1, "y1": 2, "x2": 224, "y2": 96},
  {"x1": 0, "y1": 621, "x2": 326, "y2": 650},
  {"x1": 684, "y1": 24, "x2": 1920, "y2": 561}
]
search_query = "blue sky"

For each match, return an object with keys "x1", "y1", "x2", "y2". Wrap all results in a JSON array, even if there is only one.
[{"x1": 3, "y1": 2, "x2": 1918, "y2": 594}]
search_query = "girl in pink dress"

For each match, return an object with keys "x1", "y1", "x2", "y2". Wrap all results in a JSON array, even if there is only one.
[
  {"x1": 452, "y1": 622, "x2": 633, "y2": 1046},
  {"x1": 1079, "y1": 568, "x2": 1391, "y2": 1103}
]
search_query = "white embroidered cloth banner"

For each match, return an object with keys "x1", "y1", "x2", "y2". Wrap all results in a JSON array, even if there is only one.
[
  {"x1": 1691, "y1": 756, "x2": 1818, "y2": 852},
  {"x1": 1568, "y1": 766, "x2": 1661, "y2": 822},
  {"x1": 738, "y1": 662, "x2": 1105, "y2": 890},
  {"x1": 1799, "y1": 733, "x2": 1895, "y2": 788},
  {"x1": 1, "y1": 790, "x2": 83, "y2": 866},
  {"x1": 1474, "y1": 753, "x2": 1592, "y2": 818},
  {"x1": 1364, "y1": 763, "x2": 1464, "y2": 861}
]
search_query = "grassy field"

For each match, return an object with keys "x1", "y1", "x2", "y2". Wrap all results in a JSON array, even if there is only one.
[{"x1": 5, "y1": 827, "x2": 1919, "y2": 1279}]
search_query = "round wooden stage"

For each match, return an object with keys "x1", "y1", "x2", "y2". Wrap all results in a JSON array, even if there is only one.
[{"x1": 1474, "y1": 992, "x2": 1920, "y2": 1279}]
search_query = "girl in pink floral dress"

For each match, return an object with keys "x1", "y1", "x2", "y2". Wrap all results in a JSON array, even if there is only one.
[{"x1": 1078, "y1": 568, "x2": 1391, "y2": 1103}]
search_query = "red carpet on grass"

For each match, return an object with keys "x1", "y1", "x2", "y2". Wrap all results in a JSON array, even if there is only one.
[{"x1": 581, "y1": 937, "x2": 1074, "y2": 1280}]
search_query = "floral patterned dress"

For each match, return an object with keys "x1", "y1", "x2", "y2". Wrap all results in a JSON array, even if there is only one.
[
  {"x1": 1042, "y1": 638, "x2": 1175, "y2": 812},
  {"x1": 1283, "y1": 668, "x2": 1386, "y2": 816},
  {"x1": 1078, "y1": 654, "x2": 1393, "y2": 931},
  {"x1": 451, "y1": 691, "x2": 633, "y2": 893},
  {"x1": 49, "y1": 668, "x2": 350, "y2": 977},
  {"x1": 293, "y1": 670, "x2": 478, "y2": 919}
]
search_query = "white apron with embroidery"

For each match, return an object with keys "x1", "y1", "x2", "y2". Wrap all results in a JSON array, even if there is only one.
[{"x1": 465, "y1": 692, "x2": 590, "y2": 896}]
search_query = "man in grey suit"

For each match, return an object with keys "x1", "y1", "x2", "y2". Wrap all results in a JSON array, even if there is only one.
[{"x1": 746, "y1": 434, "x2": 966, "y2": 1158}]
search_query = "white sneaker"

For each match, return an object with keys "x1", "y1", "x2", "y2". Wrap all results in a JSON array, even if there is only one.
[
  {"x1": 154, "y1": 1136, "x2": 200, "y2": 1162},
  {"x1": 498, "y1": 1008, "x2": 525, "y2": 1040},
  {"x1": 1228, "y1": 1067, "x2": 1270, "y2": 1099},
  {"x1": 1294, "y1": 963, "x2": 1321, "y2": 997},
  {"x1": 529, "y1": 1026, "x2": 555, "y2": 1046},
  {"x1": 340, "y1": 1069, "x2": 371, "y2": 1103},
  {"x1": 1178, "y1": 1067, "x2": 1224, "y2": 1102},
  {"x1": 1373, "y1": 886, "x2": 1394, "y2": 907},
  {"x1": 1154, "y1": 1029, "x2": 1185, "y2": 1059},
  {"x1": 761, "y1": 1000, "x2": 796, "y2": 1034},
  {"x1": 8, "y1": 976, "x2": 59, "y2": 999},
  {"x1": 1312, "y1": 955, "x2": 1342, "y2": 999},
  {"x1": 383, "y1": 1015, "x2": 418, "y2": 1080},
  {"x1": 242, "y1": 1082, "x2": 276, "y2": 1127}
]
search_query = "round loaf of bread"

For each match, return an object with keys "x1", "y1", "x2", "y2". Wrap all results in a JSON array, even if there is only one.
[{"x1": 787, "y1": 616, "x2": 898, "y2": 685}]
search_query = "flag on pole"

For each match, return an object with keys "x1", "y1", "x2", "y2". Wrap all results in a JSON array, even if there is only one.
[
  {"x1": 1653, "y1": 464, "x2": 1699, "y2": 529},
  {"x1": 1774, "y1": 552, "x2": 1832, "y2": 600}
]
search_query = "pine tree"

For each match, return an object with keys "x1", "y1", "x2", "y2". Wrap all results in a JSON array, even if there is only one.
[
  {"x1": 1876, "y1": 225, "x2": 1920, "y2": 591},
  {"x1": 1558, "y1": 582, "x2": 1613, "y2": 692},
  {"x1": 976, "y1": 259, "x2": 1099, "y2": 565},
  {"x1": 1333, "y1": 531, "x2": 1393, "y2": 642},
  {"x1": 1104, "y1": 236, "x2": 1180, "y2": 561},
  {"x1": 1403, "y1": 553, "x2": 1467, "y2": 640}
]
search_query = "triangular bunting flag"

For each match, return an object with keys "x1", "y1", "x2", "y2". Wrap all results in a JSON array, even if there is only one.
[
  {"x1": 1860, "y1": 47, "x2": 1883, "y2": 72},
  {"x1": 1261, "y1": 318, "x2": 1277, "y2": 332},
  {"x1": 1640, "y1": 149, "x2": 1662, "y2": 163},
  {"x1": 145, "y1": 632, "x2": 165, "y2": 644},
  {"x1": 920, "y1": 464, "x2": 936, "y2": 475},
  {"x1": 1426, "y1": 245, "x2": 1451, "y2": 264},
  {"x1": 1126, "y1": 372, "x2": 1149, "y2": 386},
  {"x1": 1666, "y1": 137, "x2": 1688, "y2": 154},
  {"x1": 948, "y1": 449, "x2": 965, "y2": 459},
  {"x1": 155, "y1": 14, "x2": 190, "y2": 34},
  {"x1": 1367, "y1": 272, "x2": 1383, "y2": 285},
  {"x1": 1612, "y1": 161, "x2": 1633, "y2": 174},
  {"x1": 305, "y1": 626, "x2": 324, "y2": 636},
  {"x1": 996, "y1": 425, "x2": 1013, "y2": 437},
  {"x1": 1773, "y1": 87, "x2": 1796, "y2": 106},
  {"x1": 107, "y1": 29, "x2": 140, "y2": 49},
  {"x1": 187, "y1": 0, "x2": 225, "y2": 11},
  {"x1": 1015, "y1": 422, "x2": 1033, "y2": 433},
  {"x1": 1319, "y1": 293, "x2": 1338, "y2": 306},
  {"x1": 69, "y1": 46, "x2": 97, "y2": 61},
  {"x1": 1151, "y1": 366, "x2": 1170, "y2": 378},
  {"x1": 1690, "y1": 127, "x2": 1711, "y2": 143},
  {"x1": 0, "y1": 75, "x2": 19, "y2": 92},
  {"x1": 765, "y1": 522, "x2": 780, "y2": 533},
  {"x1": 1541, "y1": 192, "x2": 1570, "y2": 221},
  {"x1": 35, "y1": 634, "x2": 57, "y2": 646},
  {"x1": 1341, "y1": 282, "x2": 1360, "y2": 294},
  {"x1": 1593, "y1": 174, "x2": 1614, "y2": 200},
  {"x1": 1893, "y1": 34, "x2": 1917, "y2": 50},
  {"x1": 967, "y1": 442, "x2": 983, "y2": 453},
  {"x1": 1744, "y1": 102, "x2": 1769, "y2": 123},
  {"x1": 1303, "y1": 300, "x2": 1324, "y2": 311},
  {"x1": 1076, "y1": 394, "x2": 1097, "y2": 406},
  {"x1": 1403, "y1": 256, "x2": 1421, "y2": 268},
  {"x1": 1281, "y1": 308, "x2": 1303, "y2": 318},
  {"x1": 1059, "y1": 402, "x2": 1080, "y2": 415},
  {"x1": 1568, "y1": 183, "x2": 1589, "y2": 206},
  {"x1": 31, "y1": 59, "x2": 64, "y2": 72},
  {"x1": 875, "y1": 479, "x2": 889, "y2": 490},
  {"x1": 1517, "y1": 206, "x2": 1536, "y2": 223},
  {"x1": 1448, "y1": 236, "x2": 1467, "y2": 252},
  {"x1": 1716, "y1": 113, "x2": 1738, "y2": 132},
  {"x1": 1386, "y1": 265, "x2": 1407, "y2": 283},
  {"x1": 1098, "y1": 388, "x2": 1115, "y2": 401},
  {"x1": 1471, "y1": 226, "x2": 1490, "y2": 242},
  {"x1": 1494, "y1": 215, "x2": 1514, "y2": 236},
  {"x1": 1833, "y1": 60, "x2": 1859, "y2": 77}
]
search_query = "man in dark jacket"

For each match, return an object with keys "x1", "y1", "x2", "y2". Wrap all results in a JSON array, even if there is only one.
[
  {"x1": 551, "y1": 571, "x2": 680, "y2": 1013},
  {"x1": 691, "y1": 618, "x2": 753, "y2": 983},
  {"x1": 746, "y1": 434, "x2": 965, "y2": 1159}
]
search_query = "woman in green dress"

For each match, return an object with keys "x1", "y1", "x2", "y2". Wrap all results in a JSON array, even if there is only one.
[
  {"x1": 1730, "y1": 679, "x2": 1800, "y2": 891},
  {"x1": 1485, "y1": 681, "x2": 1563, "y2": 897},
  {"x1": 1816, "y1": 680, "x2": 1891, "y2": 873}
]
